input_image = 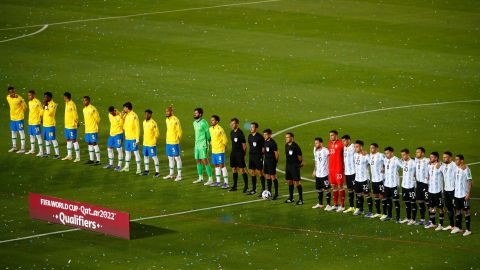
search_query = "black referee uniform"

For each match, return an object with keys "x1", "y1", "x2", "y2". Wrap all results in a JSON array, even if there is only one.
[
  {"x1": 285, "y1": 141, "x2": 303, "y2": 204},
  {"x1": 248, "y1": 132, "x2": 265, "y2": 194},
  {"x1": 230, "y1": 128, "x2": 248, "y2": 191}
]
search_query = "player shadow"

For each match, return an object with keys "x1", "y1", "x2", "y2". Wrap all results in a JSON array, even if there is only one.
[{"x1": 130, "y1": 222, "x2": 176, "y2": 240}]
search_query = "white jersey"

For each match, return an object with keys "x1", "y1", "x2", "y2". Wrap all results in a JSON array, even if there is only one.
[
  {"x1": 369, "y1": 152, "x2": 385, "y2": 183},
  {"x1": 443, "y1": 162, "x2": 456, "y2": 192},
  {"x1": 314, "y1": 147, "x2": 329, "y2": 178},
  {"x1": 354, "y1": 153, "x2": 370, "y2": 182},
  {"x1": 401, "y1": 159, "x2": 416, "y2": 189},
  {"x1": 428, "y1": 163, "x2": 445, "y2": 194},
  {"x1": 454, "y1": 166, "x2": 472, "y2": 198},
  {"x1": 415, "y1": 157, "x2": 430, "y2": 184},
  {"x1": 343, "y1": 144, "x2": 355, "y2": 175},
  {"x1": 384, "y1": 156, "x2": 402, "y2": 188}
]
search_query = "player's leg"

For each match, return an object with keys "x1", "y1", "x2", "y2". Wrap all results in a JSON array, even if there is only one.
[
  {"x1": 50, "y1": 127, "x2": 59, "y2": 158},
  {"x1": 9, "y1": 121, "x2": 18, "y2": 152},
  {"x1": 353, "y1": 181, "x2": 363, "y2": 215},
  {"x1": 381, "y1": 188, "x2": 392, "y2": 221},
  {"x1": 35, "y1": 126, "x2": 43, "y2": 156},
  {"x1": 105, "y1": 146, "x2": 115, "y2": 169},
  {"x1": 344, "y1": 175, "x2": 356, "y2": 213},
  {"x1": 122, "y1": 150, "x2": 131, "y2": 172},
  {"x1": 294, "y1": 179, "x2": 303, "y2": 205},
  {"x1": 463, "y1": 207, "x2": 471, "y2": 236},
  {"x1": 17, "y1": 121, "x2": 26, "y2": 152},
  {"x1": 152, "y1": 151, "x2": 160, "y2": 178},
  {"x1": 313, "y1": 177, "x2": 324, "y2": 209},
  {"x1": 142, "y1": 147, "x2": 150, "y2": 175},
  {"x1": 400, "y1": 188, "x2": 410, "y2": 224},
  {"x1": 285, "y1": 167, "x2": 295, "y2": 203},
  {"x1": 451, "y1": 201, "x2": 462, "y2": 234},
  {"x1": 133, "y1": 147, "x2": 142, "y2": 175},
  {"x1": 116, "y1": 145, "x2": 124, "y2": 171},
  {"x1": 92, "y1": 136, "x2": 101, "y2": 164},
  {"x1": 174, "y1": 154, "x2": 182, "y2": 181},
  {"x1": 221, "y1": 160, "x2": 229, "y2": 188},
  {"x1": 26, "y1": 125, "x2": 35, "y2": 154},
  {"x1": 443, "y1": 192, "x2": 454, "y2": 230},
  {"x1": 425, "y1": 193, "x2": 437, "y2": 229},
  {"x1": 249, "y1": 160, "x2": 258, "y2": 195},
  {"x1": 73, "y1": 138, "x2": 80, "y2": 162},
  {"x1": 416, "y1": 184, "x2": 426, "y2": 225}
]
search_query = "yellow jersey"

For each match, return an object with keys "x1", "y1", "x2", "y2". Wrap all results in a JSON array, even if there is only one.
[
  {"x1": 6, "y1": 94, "x2": 27, "y2": 121},
  {"x1": 83, "y1": 104, "x2": 100, "y2": 133},
  {"x1": 42, "y1": 100, "x2": 57, "y2": 127},
  {"x1": 28, "y1": 98, "x2": 43, "y2": 125},
  {"x1": 165, "y1": 115, "x2": 182, "y2": 144},
  {"x1": 108, "y1": 113, "x2": 124, "y2": 136},
  {"x1": 209, "y1": 124, "x2": 228, "y2": 154},
  {"x1": 143, "y1": 119, "x2": 159, "y2": 147},
  {"x1": 123, "y1": 111, "x2": 140, "y2": 141},
  {"x1": 64, "y1": 100, "x2": 78, "y2": 129}
]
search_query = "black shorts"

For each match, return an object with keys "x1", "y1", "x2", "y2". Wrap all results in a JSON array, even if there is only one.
[
  {"x1": 346, "y1": 174, "x2": 355, "y2": 189},
  {"x1": 415, "y1": 182, "x2": 429, "y2": 201},
  {"x1": 444, "y1": 190, "x2": 454, "y2": 209},
  {"x1": 263, "y1": 159, "x2": 277, "y2": 175},
  {"x1": 454, "y1": 197, "x2": 470, "y2": 210},
  {"x1": 248, "y1": 154, "x2": 263, "y2": 170},
  {"x1": 315, "y1": 176, "x2": 331, "y2": 191},
  {"x1": 384, "y1": 186, "x2": 399, "y2": 200},
  {"x1": 428, "y1": 192, "x2": 444, "y2": 208},
  {"x1": 230, "y1": 152, "x2": 246, "y2": 168},
  {"x1": 285, "y1": 164, "x2": 301, "y2": 181},
  {"x1": 354, "y1": 180, "x2": 370, "y2": 194},
  {"x1": 372, "y1": 181, "x2": 385, "y2": 194},
  {"x1": 402, "y1": 187, "x2": 416, "y2": 202}
]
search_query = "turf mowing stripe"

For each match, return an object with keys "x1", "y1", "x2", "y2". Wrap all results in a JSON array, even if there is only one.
[{"x1": 0, "y1": 24, "x2": 48, "y2": 43}]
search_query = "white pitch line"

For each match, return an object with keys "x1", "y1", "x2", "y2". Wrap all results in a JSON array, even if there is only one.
[
  {"x1": 0, "y1": 24, "x2": 48, "y2": 43},
  {"x1": 0, "y1": 0, "x2": 281, "y2": 31}
]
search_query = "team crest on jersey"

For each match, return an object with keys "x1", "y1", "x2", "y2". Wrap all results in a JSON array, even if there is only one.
[
  {"x1": 253, "y1": 142, "x2": 257, "y2": 147},
  {"x1": 234, "y1": 138, "x2": 238, "y2": 142},
  {"x1": 289, "y1": 150, "x2": 293, "y2": 155},
  {"x1": 266, "y1": 147, "x2": 270, "y2": 152}
]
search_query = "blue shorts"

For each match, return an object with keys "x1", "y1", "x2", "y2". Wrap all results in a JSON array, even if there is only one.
[
  {"x1": 125, "y1": 139, "x2": 138, "y2": 152},
  {"x1": 43, "y1": 126, "x2": 56, "y2": 141},
  {"x1": 108, "y1": 133, "x2": 124, "y2": 148},
  {"x1": 85, "y1": 133, "x2": 98, "y2": 143},
  {"x1": 64, "y1": 128, "x2": 77, "y2": 140},
  {"x1": 212, "y1": 153, "x2": 225, "y2": 165},
  {"x1": 10, "y1": 120, "x2": 24, "y2": 132},
  {"x1": 166, "y1": 144, "x2": 180, "y2": 156},
  {"x1": 143, "y1": 146, "x2": 157, "y2": 157},
  {"x1": 28, "y1": 125, "x2": 41, "y2": 136}
]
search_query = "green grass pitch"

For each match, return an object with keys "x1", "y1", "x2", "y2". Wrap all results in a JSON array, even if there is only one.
[{"x1": 0, "y1": 0, "x2": 479, "y2": 269}]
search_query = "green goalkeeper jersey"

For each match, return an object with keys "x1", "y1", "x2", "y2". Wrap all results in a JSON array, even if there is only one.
[{"x1": 193, "y1": 118, "x2": 210, "y2": 148}]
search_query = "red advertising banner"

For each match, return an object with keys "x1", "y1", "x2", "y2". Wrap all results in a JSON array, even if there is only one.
[{"x1": 29, "y1": 193, "x2": 130, "y2": 239}]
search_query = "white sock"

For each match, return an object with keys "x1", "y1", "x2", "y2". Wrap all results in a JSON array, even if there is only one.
[
  {"x1": 11, "y1": 131, "x2": 16, "y2": 148},
  {"x1": 52, "y1": 140, "x2": 59, "y2": 155},
  {"x1": 175, "y1": 156, "x2": 182, "y2": 176},
  {"x1": 88, "y1": 145, "x2": 94, "y2": 161},
  {"x1": 45, "y1": 141, "x2": 51, "y2": 155},
  {"x1": 67, "y1": 141, "x2": 73, "y2": 157},
  {"x1": 222, "y1": 167, "x2": 229, "y2": 184},
  {"x1": 215, "y1": 167, "x2": 221, "y2": 183},
  {"x1": 29, "y1": 135, "x2": 35, "y2": 151},
  {"x1": 73, "y1": 141, "x2": 80, "y2": 159},
  {"x1": 117, "y1": 147, "x2": 123, "y2": 167},
  {"x1": 36, "y1": 135, "x2": 43, "y2": 153},
  {"x1": 168, "y1": 156, "x2": 175, "y2": 175},
  {"x1": 107, "y1": 148, "x2": 114, "y2": 165},
  {"x1": 134, "y1": 150, "x2": 141, "y2": 170},
  {"x1": 125, "y1": 151, "x2": 131, "y2": 168},
  {"x1": 19, "y1": 130, "x2": 25, "y2": 149},
  {"x1": 152, "y1": 156, "x2": 160, "y2": 173},
  {"x1": 94, "y1": 145, "x2": 100, "y2": 161},
  {"x1": 144, "y1": 156, "x2": 149, "y2": 171}
]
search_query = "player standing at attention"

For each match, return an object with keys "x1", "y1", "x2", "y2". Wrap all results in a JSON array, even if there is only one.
[
  {"x1": 424, "y1": 152, "x2": 446, "y2": 230},
  {"x1": 247, "y1": 122, "x2": 265, "y2": 195},
  {"x1": 62, "y1": 92, "x2": 80, "y2": 162},
  {"x1": 42, "y1": 92, "x2": 60, "y2": 158},
  {"x1": 263, "y1": 129, "x2": 279, "y2": 200},
  {"x1": 399, "y1": 149, "x2": 417, "y2": 225},
  {"x1": 6, "y1": 86, "x2": 27, "y2": 153},
  {"x1": 342, "y1": 135, "x2": 356, "y2": 213},
  {"x1": 164, "y1": 106, "x2": 182, "y2": 181},
  {"x1": 120, "y1": 102, "x2": 142, "y2": 174},
  {"x1": 209, "y1": 115, "x2": 229, "y2": 188},
  {"x1": 192, "y1": 108, "x2": 213, "y2": 184},
  {"x1": 451, "y1": 154, "x2": 472, "y2": 236},
  {"x1": 353, "y1": 140, "x2": 372, "y2": 217},
  {"x1": 369, "y1": 143, "x2": 385, "y2": 218},
  {"x1": 105, "y1": 106, "x2": 124, "y2": 170},
  {"x1": 312, "y1": 137, "x2": 331, "y2": 209},
  {"x1": 82, "y1": 96, "x2": 101, "y2": 165},
  {"x1": 327, "y1": 130, "x2": 344, "y2": 211},
  {"x1": 229, "y1": 118, "x2": 248, "y2": 192},
  {"x1": 284, "y1": 132, "x2": 304, "y2": 205},
  {"x1": 141, "y1": 109, "x2": 160, "y2": 177},
  {"x1": 442, "y1": 151, "x2": 457, "y2": 231},
  {"x1": 415, "y1": 147, "x2": 430, "y2": 225},
  {"x1": 26, "y1": 90, "x2": 43, "y2": 156},
  {"x1": 381, "y1": 147, "x2": 402, "y2": 222}
]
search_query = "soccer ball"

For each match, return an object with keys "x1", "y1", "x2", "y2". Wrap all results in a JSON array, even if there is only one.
[{"x1": 261, "y1": 190, "x2": 272, "y2": 199}]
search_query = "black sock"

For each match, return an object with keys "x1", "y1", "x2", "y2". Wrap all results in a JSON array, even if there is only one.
[
  {"x1": 318, "y1": 191, "x2": 324, "y2": 204},
  {"x1": 448, "y1": 211, "x2": 454, "y2": 227},
  {"x1": 326, "y1": 192, "x2": 331, "y2": 205},
  {"x1": 387, "y1": 198, "x2": 392, "y2": 217},
  {"x1": 394, "y1": 200, "x2": 400, "y2": 219},
  {"x1": 382, "y1": 199, "x2": 387, "y2": 215},
  {"x1": 357, "y1": 195, "x2": 364, "y2": 211},
  {"x1": 252, "y1": 176, "x2": 257, "y2": 191},
  {"x1": 242, "y1": 173, "x2": 249, "y2": 189},
  {"x1": 349, "y1": 191, "x2": 355, "y2": 208},
  {"x1": 233, "y1": 172, "x2": 238, "y2": 188},
  {"x1": 419, "y1": 202, "x2": 426, "y2": 220},
  {"x1": 267, "y1": 179, "x2": 272, "y2": 192},
  {"x1": 456, "y1": 213, "x2": 462, "y2": 229},
  {"x1": 297, "y1": 185, "x2": 303, "y2": 201},
  {"x1": 430, "y1": 211, "x2": 436, "y2": 224},
  {"x1": 375, "y1": 198, "x2": 381, "y2": 214},
  {"x1": 439, "y1": 211, "x2": 444, "y2": 226},
  {"x1": 260, "y1": 176, "x2": 266, "y2": 191},
  {"x1": 405, "y1": 201, "x2": 411, "y2": 220},
  {"x1": 288, "y1": 184, "x2": 294, "y2": 200},
  {"x1": 367, "y1": 197, "x2": 373, "y2": 213},
  {"x1": 273, "y1": 179, "x2": 278, "y2": 195},
  {"x1": 411, "y1": 202, "x2": 417, "y2": 221},
  {"x1": 466, "y1": 214, "x2": 471, "y2": 231}
]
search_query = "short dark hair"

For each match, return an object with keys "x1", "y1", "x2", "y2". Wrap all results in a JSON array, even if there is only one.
[
  {"x1": 263, "y1": 128, "x2": 272, "y2": 134},
  {"x1": 456, "y1": 154, "x2": 464, "y2": 161},
  {"x1": 341, "y1": 134, "x2": 350, "y2": 140},
  {"x1": 251, "y1": 122, "x2": 259, "y2": 128},
  {"x1": 401, "y1": 148, "x2": 410, "y2": 154},
  {"x1": 230, "y1": 118, "x2": 239, "y2": 124},
  {"x1": 315, "y1": 137, "x2": 323, "y2": 143},
  {"x1": 370, "y1": 143, "x2": 379, "y2": 148},
  {"x1": 329, "y1": 130, "x2": 338, "y2": 135},
  {"x1": 194, "y1": 107, "x2": 203, "y2": 115},
  {"x1": 108, "y1": 106, "x2": 115, "y2": 113},
  {"x1": 123, "y1": 102, "x2": 133, "y2": 110},
  {"x1": 384, "y1": 146, "x2": 394, "y2": 152},
  {"x1": 416, "y1": 147, "x2": 425, "y2": 153},
  {"x1": 28, "y1": 90, "x2": 35, "y2": 95},
  {"x1": 44, "y1": 92, "x2": 53, "y2": 98},
  {"x1": 64, "y1": 92, "x2": 71, "y2": 99},
  {"x1": 83, "y1": 96, "x2": 90, "y2": 101},
  {"x1": 430, "y1": 151, "x2": 439, "y2": 159},
  {"x1": 286, "y1": 132, "x2": 294, "y2": 138},
  {"x1": 355, "y1": 140, "x2": 364, "y2": 146},
  {"x1": 211, "y1": 115, "x2": 220, "y2": 122},
  {"x1": 145, "y1": 109, "x2": 153, "y2": 114},
  {"x1": 444, "y1": 151, "x2": 453, "y2": 157},
  {"x1": 7, "y1": 86, "x2": 14, "y2": 91}
]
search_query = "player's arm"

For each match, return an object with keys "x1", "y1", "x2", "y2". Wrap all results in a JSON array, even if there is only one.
[
  {"x1": 222, "y1": 130, "x2": 228, "y2": 148},
  {"x1": 154, "y1": 122, "x2": 160, "y2": 140},
  {"x1": 176, "y1": 118, "x2": 182, "y2": 141},
  {"x1": 465, "y1": 168, "x2": 473, "y2": 200},
  {"x1": 134, "y1": 117, "x2": 140, "y2": 145}
]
